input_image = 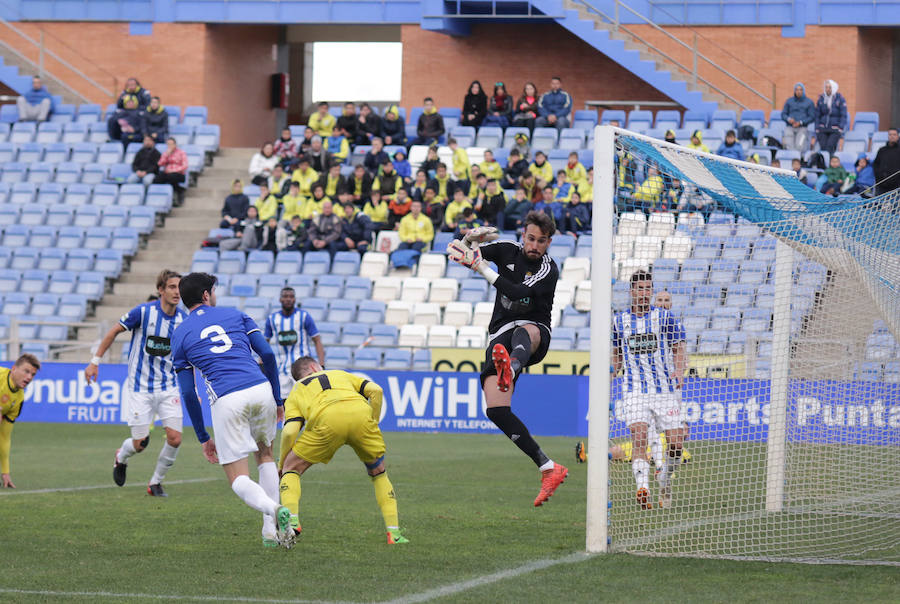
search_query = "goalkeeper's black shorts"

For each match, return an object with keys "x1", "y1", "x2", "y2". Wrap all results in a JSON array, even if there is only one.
[{"x1": 480, "y1": 322, "x2": 552, "y2": 387}]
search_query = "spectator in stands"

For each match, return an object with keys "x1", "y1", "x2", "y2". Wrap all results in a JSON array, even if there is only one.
[
  {"x1": 393, "y1": 149, "x2": 412, "y2": 183},
  {"x1": 422, "y1": 186, "x2": 445, "y2": 232},
  {"x1": 254, "y1": 182, "x2": 279, "y2": 221},
  {"x1": 791, "y1": 158, "x2": 808, "y2": 184},
  {"x1": 677, "y1": 183, "x2": 715, "y2": 220},
  {"x1": 533, "y1": 185, "x2": 555, "y2": 219},
  {"x1": 664, "y1": 129, "x2": 677, "y2": 145},
  {"x1": 461, "y1": 80, "x2": 488, "y2": 127},
  {"x1": 340, "y1": 202, "x2": 373, "y2": 254},
  {"x1": 444, "y1": 188, "x2": 473, "y2": 232},
  {"x1": 309, "y1": 102, "x2": 336, "y2": 138},
  {"x1": 356, "y1": 103, "x2": 383, "y2": 146},
  {"x1": 127, "y1": 134, "x2": 161, "y2": 186},
  {"x1": 552, "y1": 170, "x2": 573, "y2": 203},
  {"x1": 220, "y1": 179, "x2": 249, "y2": 229},
  {"x1": 565, "y1": 151, "x2": 588, "y2": 188},
  {"x1": 663, "y1": 178, "x2": 682, "y2": 211},
  {"x1": 814, "y1": 79, "x2": 847, "y2": 154},
  {"x1": 303, "y1": 199, "x2": 344, "y2": 255},
  {"x1": 117, "y1": 77, "x2": 151, "y2": 109},
  {"x1": 504, "y1": 187, "x2": 533, "y2": 230},
  {"x1": 716, "y1": 130, "x2": 744, "y2": 161},
  {"x1": 299, "y1": 126, "x2": 315, "y2": 156},
  {"x1": 220, "y1": 205, "x2": 262, "y2": 252},
  {"x1": 274, "y1": 128, "x2": 299, "y2": 168},
  {"x1": 513, "y1": 132, "x2": 530, "y2": 158},
  {"x1": 291, "y1": 155, "x2": 319, "y2": 199},
  {"x1": 781, "y1": 83, "x2": 816, "y2": 151},
  {"x1": 578, "y1": 167, "x2": 594, "y2": 203},
  {"x1": 307, "y1": 183, "x2": 330, "y2": 215},
  {"x1": 845, "y1": 154, "x2": 875, "y2": 196},
  {"x1": 277, "y1": 214, "x2": 308, "y2": 252},
  {"x1": 318, "y1": 163, "x2": 346, "y2": 200},
  {"x1": 397, "y1": 200, "x2": 434, "y2": 252},
  {"x1": 381, "y1": 105, "x2": 406, "y2": 147},
  {"x1": 249, "y1": 142, "x2": 279, "y2": 186},
  {"x1": 258, "y1": 217, "x2": 280, "y2": 253},
  {"x1": 529, "y1": 150, "x2": 553, "y2": 184},
  {"x1": 325, "y1": 125, "x2": 349, "y2": 164},
  {"x1": 337, "y1": 102, "x2": 358, "y2": 143},
  {"x1": 373, "y1": 159, "x2": 403, "y2": 202},
  {"x1": 513, "y1": 82, "x2": 540, "y2": 131},
  {"x1": 562, "y1": 191, "x2": 591, "y2": 237},
  {"x1": 483, "y1": 81, "x2": 513, "y2": 128},
  {"x1": 466, "y1": 170, "x2": 488, "y2": 203},
  {"x1": 155, "y1": 136, "x2": 189, "y2": 203},
  {"x1": 444, "y1": 137, "x2": 469, "y2": 182},
  {"x1": 687, "y1": 130, "x2": 710, "y2": 154},
  {"x1": 108, "y1": 95, "x2": 144, "y2": 147},
  {"x1": 281, "y1": 181, "x2": 305, "y2": 220},
  {"x1": 428, "y1": 162, "x2": 455, "y2": 203},
  {"x1": 873, "y1": 128, "x2": 900, "y2": 195},
  {"x1": 632, "y1": 165, "x2": 665, "y2": 212},
  {"x1": 476, "y1": 178, "x2": 506, "y2": 226},
  {"x1": 308, "y1": 135, "x2": 333, "y2": 173},
  {"x1": 364, "y1": 137, "x2": 389, "y2": 174},
  {"x1": 502, "y1": 148, "x2": 529, "y2": 189},
  {"x1": 480, "y1": 150, "x2": 503, "y2": 181},
  {"x1": 454, "y1": 207, "x2": 483, "y2": 240},
  {"x1": 408, "y1": 169, "x2": 428, "y2": 202},
  {"x1": 16, "y1": 75, "x2": 54, "y2": 122},
  {"x1": 521, "y1": 172, "x2": 538, "y2": 202},
  {"x1": 269, "y1": 164, "x2": 290, "y2": 198},
  {"x1": 420, "y1": 144, "x2": 441, "y2": 178},
  {"x1": 363, "y1": 190, "x2": 390, "y2": 232},
  {"x1": 412, "y1": 97, "x2": 445, "y2": 146},
  {"x1": 143, "y1": 96, "x2": 168, "y2": 142},
  {"x1": 821, "y1": 155, "x2": 849, "y2": 196},
  {"x1": 536, "y1": 76, "x2": 572, "y2": 131},
  {"x1": 389, "y1": 187, "x2": 413, "y2": 228},
  {"x1": 347, "y1": 164, "x2": 373, "y2": 206}
]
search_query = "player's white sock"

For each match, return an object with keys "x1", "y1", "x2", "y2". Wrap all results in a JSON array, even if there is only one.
[
  {"x1": 231, "y1": 475, "x2": 279, "y2": 517},
  {"x1": 651, "y1": 439, "x2": 664, "y2": 468},
  {"x1": 149, "y1": 443, "x2": 179, "y2": 485},
  {"x1": 632, "y1": 458, "x2": 650, "y2": 490},
  {"x1": 258, "y1": 462, "x2": 279, "y2": 536},
  {"x1": 539, "y1": 460, "x2": 555, "y2": 472},
  {"x1": 117, "y1": 438, "x2": 137, "y2": 464}
]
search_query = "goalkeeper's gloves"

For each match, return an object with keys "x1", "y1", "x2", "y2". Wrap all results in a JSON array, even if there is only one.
[
  {"x1": 447, "y1": 239, "x2": 499, "y2": 284},
  {"x1": 462, "y1": 226, "x2": 499, "y2": 248}
]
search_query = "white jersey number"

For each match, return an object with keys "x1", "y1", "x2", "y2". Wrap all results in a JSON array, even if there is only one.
[{"x1": 200, "y1": 325, "x2": 233, "y2": 353}]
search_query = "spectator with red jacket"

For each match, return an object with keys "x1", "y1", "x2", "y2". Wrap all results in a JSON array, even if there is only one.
[
  {"x1": 273, "y1": 128, "x2": 299, "y2": 168},
  {"x1": 513, "y1": 82, "x2": 540, "y2": 131},
  {"x1": 155, "y1": 137, "x2": 189, "y2": 203}
]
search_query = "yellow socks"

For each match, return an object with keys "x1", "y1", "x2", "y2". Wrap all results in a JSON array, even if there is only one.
[{"x1": 371, "y1": 472, "x2": 399, "y2": 529}]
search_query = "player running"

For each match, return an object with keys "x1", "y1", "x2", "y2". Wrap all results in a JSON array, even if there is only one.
[
  {"x1": 278, "y1": 356, "x2": 408, "y2": 547},
  {"x1": 1, "y1": 354, "x2": 41, "y2": 488},
  {"x1": 264, "y1": 287, "x2": 326, "y2": 398},
  {"x1": 171, "y1": 273, "x2": 291, "y2": 548},
  {"x1": 86, "y1": 270, "x2": 186, "y2": 497},
  {"x1": 446, "y1": 212, "x2": 568, "y2": 507},
  {"x1": 612, "y1": 270, "x2": 688, "y2": 509}
]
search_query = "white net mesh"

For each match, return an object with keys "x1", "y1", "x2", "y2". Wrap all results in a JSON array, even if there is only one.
[{"x1": 603, "y1": 130, "x2": 900, "y2": 565}]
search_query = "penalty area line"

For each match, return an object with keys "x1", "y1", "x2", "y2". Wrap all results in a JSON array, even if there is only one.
[
  {"x1": 380, "y1": 551, "x2": 592, "y2": 604},
  {"x1": 0, "y1": 588, "x2": 353, "y2": 603},
  {"x1": 0, "y1": 477, "x2": 218, "y2": 496}
]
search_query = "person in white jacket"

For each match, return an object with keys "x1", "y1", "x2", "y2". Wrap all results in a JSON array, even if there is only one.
[{"x1": 249, "y1": 142, "x2": 280, "y2": 186}]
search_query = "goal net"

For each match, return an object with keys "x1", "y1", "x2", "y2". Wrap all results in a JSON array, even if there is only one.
[{"x1": 585, "y1": 126, "x2": 900, "y2": 565}]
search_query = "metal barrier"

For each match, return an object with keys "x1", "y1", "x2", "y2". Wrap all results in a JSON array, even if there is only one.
[{"x1": 4, "y1": 318, "x2": 105, "y2": 361}]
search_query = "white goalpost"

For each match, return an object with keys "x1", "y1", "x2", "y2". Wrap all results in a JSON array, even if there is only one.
[{"x1": 586, "y1": 125, "x2": 900, "y2": 565}]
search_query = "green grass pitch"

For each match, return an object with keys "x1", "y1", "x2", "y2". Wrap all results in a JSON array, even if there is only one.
[{"x1": 0, "y1": 423, "x2": 897, "y2": 603}]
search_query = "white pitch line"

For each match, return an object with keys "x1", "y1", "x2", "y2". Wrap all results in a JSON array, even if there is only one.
[
  {"x1": 0, "y1": 476, "x2": 218, "y2": 496},
  {"x1": 0, "y1": 588, "x2": 354, "y2": 603},
  {"x1": 380, "y1": 552, "x2": 592, "y2": 604}
]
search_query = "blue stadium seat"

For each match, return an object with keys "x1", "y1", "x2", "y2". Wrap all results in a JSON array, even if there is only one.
[
  {"x1": 750, "y1": 237, "x2": 776, "y2": 262},
  {"x1": 449, "y1": 126, "x2": 475, "y2": 147},
  {"x1": 558, "y1": 128, "x2": 585, "y2": 150},
  {"x1": 301, "y1": 297, "x2": 328, "y2": 323},
  {"x1": 10, "y1": 181, "x2": 36, "y2": 204},
  {"x1": 62, "y1": 122, "x2": 88, "y2": 144},
  {"x1": 711, "y1": 110, "x2": 737, "y2": 132},
  {"x1": 573, "y1": 109, "x2": 598, "y2": 131},
  {"x1": 326, "y1": 346, "x2": 352, "y2": 369},
  {"x1": 710, "y1": 307, "x2": 742, "y2": 331},
  {"x1": 531, "y1": 127, "x2": 558, "y2": 151},
  {"x1": 459, "y1": 279, "x2": 488, "y2": 303},
  {"x1": 476, "y1": 126, "x2": 503, "y2": 149},
  {"x1": 274, "y1": 250, "x2": 302, "y2": 275},
  {"x1": 352, "y1": 346, "x2": 383, "y2": 370},
  {"x1": 45, "y1": 204, "x2": 74, "y2": 227},
  {"x1": 182, "y1": 106, "x2": 208, "y2": 126},
  {"x1": 412, "y1": 348, "x2": 431, "y2": 371},
  {"x1": 17, "y1": 142, "x2": 44, "y2": 163},
  {"x1": 190, "y1": 249, "x2": 218, "y2": 273},
  {"x1": 98, "y1": 205, "x2": 128, "y2": 229},
  {"x1": 357, "y1": 300, "x2": 386, "y2": 324},
  {"x1": 166, "y1": 105, "x2": 183, "y2": 127},
  {"x1": 10, "y1": 247, "x2": 38, "y2": 270},
  {"x1": 842, "y1": 130, "x2": 870, "y2": 155},
  {"x1": 0, "y1": 203, "x2": 18, "y2": 223},
  {"x1": 37, "y1": 182, "x2": 65, "y2": 205},
  {"x1": 2, "y1": 162, "x2": 27, "y2": 184},
  {"x1": 316, "y1": 274, "x2": 345, "y2": 299},
  {"x1": 2, "y1": 224, "x2": 30, "y2": 247},
  {"x1": 257, "y1": 274, "x2": 286, "y2": 299},
  {"x1": 20, "y1": 269, "x2": 49, "y2": 293},
  {"x1": 682, "y1": 111, "x2": 708, "y2": 131},
  {"x1": 693, "y1": 284, "x2": 722, "y2": 308},
  {"x1": 30, "y1": 292, "x2": 59, "y2": 317},
  {"x1": 0, "y1": 105, "x2": 16, "y2": 124},
  {"x1": 302, "y1": 251, "x2": 331, "y2": 276},
  {"x1": 76, "y1": 271, "x2": 106, "y2": 300},
  {"x1": 107, "y1": 162, "x2": 132, "y2": 183},
  {"x1": 561, "y1": 305, "x2": 589, "y2": 328},
  {"x1": 627, "y1": 110, "x2": 653, "y2": 132},
  {"x1": 48, "y1": 270, "x2": 77, "y2": 294},
  {"x1": 246, "y1": 250, "x2": 275, "y2": 275},
  {"x1": 331, "y1": 251, "x2": 361, "y2": 276},
  {"x1": 315, "y1": 321, "x2": 341, "y2": 346},
  {"x1": 742, "y1": 308, "x2": 771, "y2": 332},
  {"x1": 697, "y1": 330, "x2": 729, "y2": 354},
  {"x1": 0, "y1": 142, "x2": 15, "y2": 163},
  {"x1": 75, "y1": 103, "x2": 101, "y2": 123},
  {"x1": 64, "y1": 248, "x2": 94, "y2": 271},
  {"x1": 852, "y1": 111, "x2": 879, "y2": 135},
  {"x1": 70, "y1": 142, "x2": 97, "y2": 164},
  {"x1": 708, "y1": 260, "x2": 740, "y2": 285},
  {"x1": 692, "y1": 236, "x2": 722, "y2": 260},
  {"x1": 216, "y1": 295, "x2": 242, "y2": 310},
  {"x1": 28, "y1": 225, "x2": 56, "y2": 248},
  {"x1": 110, "y1": 227, "x2": 138, "y2": 255},
  {"x1": 229, "y1": 274, "x2": 258, "y2": 297},
  {"x1": 679, "y1": 258, "x2": 709, "y2": 283},
  {"x1": 1, "y1": 291, "x2": 29, "y2": 314},
  {"x1": 81, "y1": 163, "x2": 107, "y2": 185},
  {"x1": 327, "y1": 299, "x2": 357, "y2": 323},
  {"x1": 84, "y1": 226, "x2": 111, "y2": 250},
  {"x1": 37, "y1": 248, "x2": 66, "y2": 271},
  {"x1": 54, "y1": 162, "x2": 83, "y2": 185},
  {"x1": 344, "y1": 276, "x2": 372, "y2": 301},
  {"x1": 10, "y1": 122, "x2": 36, "y2": 144},
  {"x1": 654, "y1": 110, "x2": 681, "y2": 131},
  {"x1": 146, "y1": 184, "x2": 174, "y2": 213},
  {"x1": 72, "y1": 205, "x2": 101, "y2": 228},
  {"x1": 58, "y1": 293, "x2": 87, "y2": 320},
  {"x1": 127, "y1": 206, "x2": 156, "y2": 235},
  {"x1": 242, "y1": 297, "x2": 270, "y2": 326},
  {"x1": 651, "y1": 258, "x2": 680, "y2": 282},
  {"x1": 383, "y1": 348, "x2": 412, "y2": 370},
  {"x1": 94, "y1": 249, "x2": 124, "y2": 277},
  {"x1": 724, "y1": 283, "x2": 756, "y2": 307},
  {"x1": 18, "y1": 204, "x2": 46, "y2": 225},
  {"x1": 217, "y1": 250, "x2": 245, "y2": 274},
  {"x1": 340, "y1": 322, "x2": 370, "y2": 346},
  {"x1": 600, "y1": 110, "x2": 625, "y2": 125},
  {"x1": 286, "y1": 274, "x2": 315, "y2": 298},
  {"x1": 194, "y1": 124, "x2": 220, "y2": 152}
]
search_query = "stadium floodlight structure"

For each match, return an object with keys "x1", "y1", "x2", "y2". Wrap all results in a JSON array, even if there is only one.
[{"x1": 587, "y1": 125, "x2": 900, "y2": 565}]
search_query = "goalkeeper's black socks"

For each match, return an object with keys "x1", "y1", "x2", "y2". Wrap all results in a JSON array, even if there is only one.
[
  {"x1": 486, "y1": 406, "x2": 550, "y2": 468},
  {"x1": 509, "y1": 327, "x2": 532, "y2": 377}
]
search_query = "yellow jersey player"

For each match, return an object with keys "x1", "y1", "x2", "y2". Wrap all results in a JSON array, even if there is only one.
[
  {"x1": 278, "y1": 356, "x2": 408, "y2": 547},
  {"x1": 0, "y1": 354, "x2": 41, "y2": 488}
]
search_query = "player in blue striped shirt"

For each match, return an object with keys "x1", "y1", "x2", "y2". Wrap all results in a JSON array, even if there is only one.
[
  {"x1": 85, "y1": 270, "x2": 187, "y2": 497},
  {"x1": 612, "y1": 270, "x2": 687, "y2": 509},
  {"x1": 264, "y1": 287, "x2": 325, "y2": 398},
  {"x1": 171, "y1": 273, "x2": 291, "y2": 547}
]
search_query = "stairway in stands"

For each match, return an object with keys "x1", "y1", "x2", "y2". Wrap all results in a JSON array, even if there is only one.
[{"x1": 56, "y1": 147, "x2": 254, "y2": 362}]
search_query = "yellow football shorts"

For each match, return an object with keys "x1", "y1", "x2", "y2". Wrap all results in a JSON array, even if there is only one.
[{"x1": 291, "y1": 400, "x2": 386, "y2": 465}]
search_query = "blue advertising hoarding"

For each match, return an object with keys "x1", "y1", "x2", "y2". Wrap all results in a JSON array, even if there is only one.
[{"x1": 6, "y1": 363, "x2": 900, "y2": 445}]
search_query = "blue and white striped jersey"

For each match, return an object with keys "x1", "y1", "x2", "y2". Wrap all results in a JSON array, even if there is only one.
[
  {"x1": 119, "y1": 301, "x2": 187, "y2": 393},
  {"x1": 264, "y1": 308, "x2": 319, "y2": 376},
  {"x1": 612, "y1": 306, "x2": 686, "y2": 395}
]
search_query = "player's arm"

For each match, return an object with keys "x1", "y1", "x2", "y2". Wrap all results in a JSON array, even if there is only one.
[
  {"x1": 0, "y1": 417, "x2": 14, "y2": 487},
  {"x1": 278, "y1": 391, "x2": 306, "y2": 469},
  {"x1": 346, "y1": 373, "x2": 384, "y2": 420},
  {"x1": 176, "y1": 367, "x2": 210, "y2": 444},
  {"x1": 246, "y1": 321, "x2": 282, "y2": 405},
  {"x1": 671, "y1": 340, "x2": 687, "y2": 389},
  {"x1": 84, "y1": 323, "x2": 127, "y2": 383},
  {"x1": 612, "y1": 346, "x2": 623, "y2": 376},
  {"x1": 304, "y1": 314, "x2": 326, "y2": 367}
]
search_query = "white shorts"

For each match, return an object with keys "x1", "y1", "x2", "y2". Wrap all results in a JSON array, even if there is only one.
[
  {"x1": 210, "y1": 381, "x2": 277, "y2": 465},
  {"x1": 125, "y1": 388, "x2": 183, "y2": 439},
  {"x1": 622, "y1": 390, "x2": 683, "y2": 432},
  {"x1": 279, "y1": 373, "x2": 296, "y2": 402}
]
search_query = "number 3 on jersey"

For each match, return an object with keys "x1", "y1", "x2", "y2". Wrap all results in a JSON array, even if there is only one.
[{"x1": 200, "y1": 324, "x2": 233, "y2": 353}]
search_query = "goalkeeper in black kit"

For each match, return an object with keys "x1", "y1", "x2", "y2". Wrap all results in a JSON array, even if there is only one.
[{"x1": 446, "y1": 211, "x2": 568, "y2": 506}]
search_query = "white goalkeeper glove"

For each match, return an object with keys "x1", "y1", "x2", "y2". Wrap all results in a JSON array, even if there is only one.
[
  {"x1": 462, "y1": 226, "x2": 499, "y2": 249},
  {"x1": 447, "y1": 239, "x2": 499, "y2": 284}
]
